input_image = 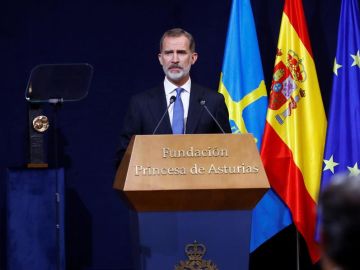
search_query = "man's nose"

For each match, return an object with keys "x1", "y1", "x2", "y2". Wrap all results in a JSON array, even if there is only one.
[{"x1": 171, "y1": 53, "x2": 179, "y2": 62}]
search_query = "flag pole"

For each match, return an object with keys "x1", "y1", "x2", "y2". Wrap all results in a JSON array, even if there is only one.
[{"x1": 296, "y1": 230, "x2": 300, "y2": 270}]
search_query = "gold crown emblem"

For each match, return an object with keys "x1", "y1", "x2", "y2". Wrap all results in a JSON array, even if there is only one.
[
  {"x1": 185, "y1": 241, "x2": 206, "y2": 261},
  {"x1": 174, "y1": 241, "x2": 219, "y2": 270}
]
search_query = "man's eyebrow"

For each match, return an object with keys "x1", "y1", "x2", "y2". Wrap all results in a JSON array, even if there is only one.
[{"x1": 163, "y1": 49, "x2": 188, "y2": 53}]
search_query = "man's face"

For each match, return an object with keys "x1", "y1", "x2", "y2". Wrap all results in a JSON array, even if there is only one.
[{"x1": 158, "y1": 35, "x2": 198, "y2": 86}]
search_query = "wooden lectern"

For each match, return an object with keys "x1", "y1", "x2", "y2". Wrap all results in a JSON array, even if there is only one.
[{"x1": 114, "y1": 134, "x2": 269, "y2": 269}]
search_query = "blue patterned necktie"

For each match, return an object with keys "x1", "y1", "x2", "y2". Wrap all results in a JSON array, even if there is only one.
[{"x1": 172, "y1": 88, "x2": 184, "y2": 134}]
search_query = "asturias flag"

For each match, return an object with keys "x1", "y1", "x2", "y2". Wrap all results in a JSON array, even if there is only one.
[
  {"x1": 260, "y1": 0, "x2": 327, "y2": 263},
  {"x1": 218, "y1": 0, "x2": 267, "y2": 145},
  {"x1": 218, "y1": 0, "x2": 292, "y2": 252},
  {"x1": 318, "y1": 0, "x2": 360, "y2": 224}
]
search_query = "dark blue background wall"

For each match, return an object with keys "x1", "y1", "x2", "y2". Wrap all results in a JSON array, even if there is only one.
[{"x1": 0, "y1": 0, "x2": 346, "y2": 269}]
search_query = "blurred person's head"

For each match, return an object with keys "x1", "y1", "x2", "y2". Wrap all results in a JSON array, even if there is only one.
[{"x1": 319, "y1": 174, "x2": 360, "y2": 270}]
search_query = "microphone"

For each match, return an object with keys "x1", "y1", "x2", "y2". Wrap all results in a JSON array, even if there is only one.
[
  {"x1": 199, "y1": 99, "x2": 226, "y2": 134},
  {"x1": 152, "y1": 96, "x2": 176, "y2": 134}
]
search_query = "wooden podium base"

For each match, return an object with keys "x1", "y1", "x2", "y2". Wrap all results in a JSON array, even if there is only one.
[
  {"x1": 115, "y1": 135, "x2": 269, "y2": 269},
  {"x1": 130, "y1": 210, "x2": 252, "y2": 270}
]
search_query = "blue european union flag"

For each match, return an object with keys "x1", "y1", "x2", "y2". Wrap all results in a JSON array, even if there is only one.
[
  {"x1": 218, "y1": 0, "x2": 292, "y2": 252},
  {"x1": 317, "y1": 0, "x2": 360, "y2": 238}
]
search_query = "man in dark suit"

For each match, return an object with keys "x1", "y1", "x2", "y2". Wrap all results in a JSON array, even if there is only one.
[{"x1": 117, "y1": 28, "x2": 231, "y2": 162}]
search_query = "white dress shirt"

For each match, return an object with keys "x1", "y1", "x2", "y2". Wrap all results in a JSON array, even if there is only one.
[{"x1": 164, "y1": 77, "x2": 191, "y2": 127}]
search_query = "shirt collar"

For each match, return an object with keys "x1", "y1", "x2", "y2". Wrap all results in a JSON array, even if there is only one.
[{"x1": 164, "y1": 76, "x2": 191, "y2": 95}]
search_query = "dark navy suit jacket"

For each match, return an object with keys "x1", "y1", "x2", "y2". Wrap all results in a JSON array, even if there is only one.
[{"x1": 116, "y1": 83, "x2": 231, "y2": 162}]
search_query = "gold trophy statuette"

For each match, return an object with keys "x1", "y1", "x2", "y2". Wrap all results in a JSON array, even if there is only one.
[{"x1": 32, "y1": 115, "x2": 49, "y2": 133}]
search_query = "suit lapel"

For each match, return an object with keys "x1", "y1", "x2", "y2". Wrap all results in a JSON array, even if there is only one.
[
  {"x1": 148, "y1": 85, "x2": 172, "y2": 134},
  {"x1": 186, "y1": 84, "x2": 204, "y2": 134}
]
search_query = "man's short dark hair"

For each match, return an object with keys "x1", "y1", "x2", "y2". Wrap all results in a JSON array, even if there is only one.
[
  {"x1": 319, "y1": 174, "x2": 360, "y2": 270},
  {"x1": 159, "y1": 28, "x2": 195, "y2": 52}
]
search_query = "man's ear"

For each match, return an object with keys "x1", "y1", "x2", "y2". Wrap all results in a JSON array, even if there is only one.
[
  {"x1": 158, "y1": 53, "x2": 163, "y2": 65},
  {"x1": 191, "y1": 52, "x2": 198, "y2": 65}
]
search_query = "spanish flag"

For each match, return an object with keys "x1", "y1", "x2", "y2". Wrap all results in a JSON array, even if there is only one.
[{"x1": 261, "y1": 0, "x2": 327, "y2": 263}]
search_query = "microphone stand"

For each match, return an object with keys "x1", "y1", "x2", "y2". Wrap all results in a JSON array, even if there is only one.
[
  {"x1": 152, "y1": 96, "x2": 176, "y2": 134},
  {"x1": 199, "y1": 100, "x2": 226, "y2": 134}
]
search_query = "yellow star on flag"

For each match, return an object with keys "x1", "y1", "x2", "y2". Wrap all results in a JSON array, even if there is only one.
[
  {"x1": 351, "y1": 50, "x2": 360, "y2": 68},
  {"x1": 323, "y1": 155, "x2": 339, "y2": 174},
  {"x1": 333, "y1": 58, "x2": 342, "y2": 75},
  {"x1": 347, "y1": 162, "x2": 360, "y2": 176}
]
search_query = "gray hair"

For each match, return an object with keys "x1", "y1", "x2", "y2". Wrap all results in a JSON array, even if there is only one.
[{"x1": 159, "y1": 28, "x2": 195, "y2": 52}]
